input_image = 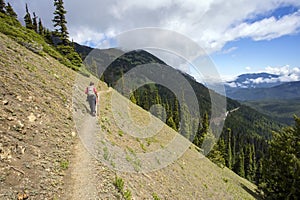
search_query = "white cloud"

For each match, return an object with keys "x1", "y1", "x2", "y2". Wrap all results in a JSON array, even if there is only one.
[
  {"x1": 264, "y1": 65, "x2": 300, "y2": 82},
  {"x1": 69, "y1": 26, "x2": 106, "y2": 46},
  {"x1": 7, "y1": 0, "x2": 300, "y2": 54},
  {"x1": 245, "y1": 66, "x2": 252, "y2": 71},
  {"x1": 221, "y1": 47, "x2": 238, "y2": 54}
]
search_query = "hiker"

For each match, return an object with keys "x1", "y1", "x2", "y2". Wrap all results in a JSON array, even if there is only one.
[{"x1": 85, "y1": 82, "x2": 98, "y2": 116}]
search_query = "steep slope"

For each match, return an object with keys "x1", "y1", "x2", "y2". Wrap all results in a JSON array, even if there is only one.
[
  {"x1": 0, "y1": 32, "x2": 76, "y2": 199},
  {"x1": 70, "y1": 71, "x2": 260, "y2": 199},
  {"x1": 0, "y1": 32, "x2": 260, "y2": 199}
]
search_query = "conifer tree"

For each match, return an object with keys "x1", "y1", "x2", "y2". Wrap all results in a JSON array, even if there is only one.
[
  {"x1": 244, "y1": 144, "x2": 254, "y2": 181},
  {"x1": 32, "y1": 12, "x2": 38, "y2": 33},
  {"x1": 180, "y1": 102, "x2": 191, "y2": 139},
  {"x1": 38, "y1": 18, "x2": 44, "y2": 35},
  {"x1": 235, "y1": 149, "x2": 245, "y2": 177},
  {"x1": 199, "y1": 112, "x2": 209, "y2": 145},
  {"x1": 173, "y1": 99, "x2": 180, "y2": 128},
  {"x1": 44, "y1": 28, "x2": 53, "y2": 44},
  {"x1": 24, "y1": 4, "x2": 33, "y2": 29},
  {"x1": 53, "y1": 0, "x2": 69, "y2": 45},
  {"x1": 218, "y1": 138, "x2": 226, "y2": 157},
  {"x1": 260, "y1": 116, "x2": 300, "y2": 199},
  {"x1": 255, "y1": 159, "x2": 263, "y2": 185},
  {"x1": 225, "y1": 128, "x2": 233, "y2": 169},
  {"x1": 208, "y1": 141, "x2": 226, "y2": 168},
  {"x1": 167, "y1": 116, "x2": 177, "y2": 131},
  {"x1": 6, "y1": 3, "x2": 17, "y2": 18},
  {"x1": 130, "y1": 93, "x2": 137, "y2": 104},
  {"x1": 0, "y1": 0, "x2": 6, "y2": 14}
]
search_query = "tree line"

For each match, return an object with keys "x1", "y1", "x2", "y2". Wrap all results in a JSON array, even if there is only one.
[{"x1": 0, "y1": 0, "x2": 82, "y2": 68}]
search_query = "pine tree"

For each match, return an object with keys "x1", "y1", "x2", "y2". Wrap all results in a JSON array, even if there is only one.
[
  {"x1": 167, "y1": 116, "x2": 177, "y2": 131},
  {"x1": 260, "y1": 116, "x2": 300, "y2": 199},
  {"x1": 244, "y1": 144, "x2": 254, "y2": 181},
  {"x1": 193, "y1": 112, "x2": 209, "y2": 148},
  {"x1": 6, "y1": 3, "x2": 17, "y2": 18},
  {"x1": 173, "y1": 99, "x2": 180, "y2": 128},
  {"x1": 24, "y1": 4, "x2": 33, "y2": 29},
  {"x1": 32, "y1": 12, "x2": 38, "y2": 33},
  {"x1": 0, "y1": 0, "x2": 5, "y2": 14},
  {"x1": 44, "y1": 28, "x2": 53, "y2": 44},
  {"x1": 235, "y1": 149, "x2": 245, "y2": 177},
  {"x1": 38, "y1": 18, "x2": 44, "y2": 35},
  {"x1": 130, "y1": 93, "x2": 137, "y2": 104},
  {"x1": 180, "y1": 102, "x2": 191, "y2": 139},
  {"x1": 207, "y1": 141, "x2": 226, "y2": 168},
  {"x1": 255, "y1": 158, "x2": 263, "y2": 185},
  {"x1": 226, "y1": 128, "x2": 232, "y2": 169},
  {"x1": 53, "y1": 0, "x2": 69, "y2": 45}
]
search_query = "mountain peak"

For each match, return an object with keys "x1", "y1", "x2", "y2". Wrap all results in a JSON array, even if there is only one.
[{"x1": 227, "y1": 72, "x2": 281, "y2": 88}]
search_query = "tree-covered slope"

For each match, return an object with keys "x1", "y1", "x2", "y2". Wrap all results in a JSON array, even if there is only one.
[{"x1": 78, "y1": 45, "x2": 282, "y2": 185}]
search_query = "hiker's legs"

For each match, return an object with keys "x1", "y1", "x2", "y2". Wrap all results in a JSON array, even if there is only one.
[{"x1": 88, "y1": 95, "x2": 96, "y2": 115}]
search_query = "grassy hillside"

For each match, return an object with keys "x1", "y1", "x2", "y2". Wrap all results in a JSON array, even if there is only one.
[
  {"x1": 93, "y1": 87, "x2": 260, "y2": 199},
  {"x1": 0, "y1": 25, "x2": 260, "y2": 199},
  {"x1": 0, "y1": 32, "x2": 76, "y2": 199}
]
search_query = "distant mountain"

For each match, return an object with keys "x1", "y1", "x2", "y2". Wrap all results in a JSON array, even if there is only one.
[
  {"x1": 226, "y1": 81, "x2": 300, "y2": 101},
  {"x1": 244, "y1": 97, "x2": 300, "y2": 125},
  {"x1": 226, "y1": 72, "x2": 281, "y2": 89},
  {"x1": 225, "y1": 72, "x2": 300, "y2": 125}
]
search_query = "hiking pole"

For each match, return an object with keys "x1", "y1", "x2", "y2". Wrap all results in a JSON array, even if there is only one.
[{"x1": 96, "y1": 92, "x2": 99, "y2": 115}]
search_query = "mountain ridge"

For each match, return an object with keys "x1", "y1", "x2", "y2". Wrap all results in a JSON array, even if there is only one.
[{"x1": 227, "y1": 72, "x2": 281, "y2": 89}]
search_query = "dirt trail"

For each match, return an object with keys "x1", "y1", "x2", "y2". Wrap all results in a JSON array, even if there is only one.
[
  {"x1": 64, "y1": 116, "x2": 99, "y2": 199},
  {"x1": 63, "y1": 75, "x2": 118, "y2": 199}
]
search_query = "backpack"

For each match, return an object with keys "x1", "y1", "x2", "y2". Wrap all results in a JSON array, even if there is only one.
[{"x1": 87, "y1": 86, "x2": 95, "y2": 96}]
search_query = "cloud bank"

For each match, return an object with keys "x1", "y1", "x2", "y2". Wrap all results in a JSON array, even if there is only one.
[
  {"x1": 8, "y1": 0, "x2": 300, "y2": 54},
  {"x1": 265, "y1": 65, "x2": 300, "y2": 82},
  {"x1": 226, "y1": 66, "x2": 300, "y2": 88}
]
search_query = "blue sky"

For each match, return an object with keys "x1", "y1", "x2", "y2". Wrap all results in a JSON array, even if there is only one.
[
  {"x1": 212, "y1": 34, "x2": 300, "y2": 79},
  {"x1": 7, "y1": 0, "x2": 300, "y2": 81},
  {"x1": 211, "y1": 4, "x2": 300, "y2": 79}
]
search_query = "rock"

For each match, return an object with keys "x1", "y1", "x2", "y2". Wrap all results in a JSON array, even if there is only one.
[
  {"x1": 17, "y1": 192, "x2": 29, "y2": 200},
  {"x1": 7, "y1": 116, "x2": 15, "y2": 121},
  {"x1": 3, "y1": 99, "x2": 9, "y2": 105},
  {"x1": 17, "y1": 96, "x2": 22, "y2": 102},
  {"x1": 15, "y1": 120, "x2": 24, "y2": 131},
  {"x1": 28, "y1": 113, "x2": 37, "y2": 122},
  {"x1": 71, "y1": 132, "x2": 76, "y2": 137}
]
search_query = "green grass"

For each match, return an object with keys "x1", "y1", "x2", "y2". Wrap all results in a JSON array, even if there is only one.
[
  {"x1": 152, "y1": 193, "x2": 161, "y2": 200},
  {"x1": 103, "y1": 146, "x2": 110, "y2": 160},
  {"x1": 114, "y1": 176, "x2": 132, "y2": 199},
  {"x1": 114, "y1": 176, "x2": 124, "y2": 193},
  {"x1": 60, "y1": 159, "x2": 69, "y2": 170}
]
